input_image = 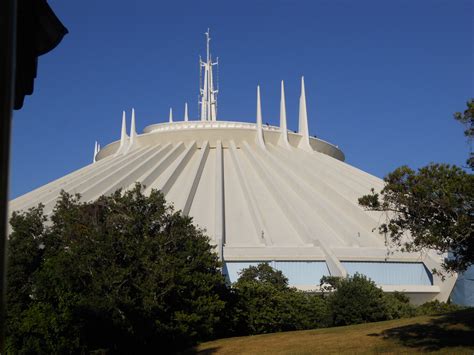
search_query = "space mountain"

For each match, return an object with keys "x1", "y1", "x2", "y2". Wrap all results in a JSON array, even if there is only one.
[{"x1": 11, "y1": 31, "x2": 462, "y2": 304}]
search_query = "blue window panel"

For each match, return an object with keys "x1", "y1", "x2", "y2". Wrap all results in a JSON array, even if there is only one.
[
  {"x1": 224, "y1": 262, "x2": 261, "y2": 283},
  {"x1": 273, "y1": 261, "x2": 330, "y2": 286},
  {"x1": 224, "y1": 261, "x2": 330, "y2": 286},
  {"x1": 341, "y1": 261, "x2": 433, "y2": 285}
]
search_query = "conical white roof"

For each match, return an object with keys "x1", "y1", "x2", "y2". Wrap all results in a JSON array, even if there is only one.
[{"x1": 10, "y1": 118, "x2": 455, "y2": 303}]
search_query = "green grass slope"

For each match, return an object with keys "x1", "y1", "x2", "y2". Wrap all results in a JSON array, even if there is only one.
[{"x1": 190, "y1": 309, "x2": 474, "y2": 354}]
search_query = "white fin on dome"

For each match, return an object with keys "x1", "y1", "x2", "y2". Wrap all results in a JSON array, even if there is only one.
[
  {"x1": 298, "y1": 76, "x2": 312, "y2": 151},
  {"x1": 256, "y1": 85, "x2": 265, "y2": 149},
  {"x1": 279, "y1": 80, "x2": 291, "y2": 149}
]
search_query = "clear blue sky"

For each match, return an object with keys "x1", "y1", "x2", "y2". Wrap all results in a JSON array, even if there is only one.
[{"x1": 10, "y1": 0, "x2": 473, "y2": 199}]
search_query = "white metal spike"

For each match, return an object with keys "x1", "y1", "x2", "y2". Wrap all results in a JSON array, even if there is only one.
[
  {"x1": 279, "y1": 80, "x2": 291, "y2": 148},
  {"x1": 298, "y1": 76, "x2": 312, "y2": 151},
  {"x1": 169, "y1": 107, "x2": 173, "y2": 123},
  {"x1": 256, "y1": 85, "x2": 265, "y2": 149},
  {"x1": 184, "y1": 102, "x2": 189, "y2": 121},
  {"x1": 129, "y1": 108, "x2": 137, "y2": 148},
  {"x1": 119, "y1": 111, "x2": 127, "y2": 149},
  {"x1": 115, "y1": 111, "x2": 129, "y2": 156},
  {"x1": 93, "y1": 141, "x2": 98, "y2": 163},
  {"x1": 123, "y1": 108, "x2": 138, "y2": 155}
]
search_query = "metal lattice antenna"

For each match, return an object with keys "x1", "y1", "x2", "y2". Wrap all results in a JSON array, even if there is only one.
[{"x1": 199, "y1": 29, "x2": 219, "y2": 121}]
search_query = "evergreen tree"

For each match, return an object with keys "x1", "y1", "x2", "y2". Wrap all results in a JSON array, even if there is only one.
[{"x1": 6, "y1": 184, "x2": 229, "y2": 353}]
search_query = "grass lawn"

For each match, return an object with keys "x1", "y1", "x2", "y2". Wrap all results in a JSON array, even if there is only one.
[{"x1": 190, "y1": 308, "x2": 474, "y2": 354}]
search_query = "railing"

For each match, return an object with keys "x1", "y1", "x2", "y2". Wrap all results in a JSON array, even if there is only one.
[{"x1": 143, "y1": 120, "x2": 281, "y2": 134}]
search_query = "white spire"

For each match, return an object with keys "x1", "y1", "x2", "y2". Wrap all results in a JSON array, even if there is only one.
[
  {"x1": 119, "y1": 110, "x2": 128, "y2": 149},
  {"x1": 279, "y1": 80, "x2": 290, "y2": 148},
  {"x1": 184, "y1": 102, "x2": 189, "y2": 121},
  {"x1": 199, "y1": 29, "x2": 218, "y2": 121},
  {"x1": 256, "y1": 85, "x2": 265, "y2": 148},
  {"x1": 298, "y1": 76, "x2": 312, "y2": 151},
  {"x1": 93, "y1": 141, "x2": 98, "y2": 163},
  {"x1": 130, "y1": 108, "x2": 137, "y2": 147},
  {"x1": 114, "y1": 110, "x2": 129, "y2": 157},
  {"x1": 169, "y1": 107, "x2": 173, "y2": 123}
]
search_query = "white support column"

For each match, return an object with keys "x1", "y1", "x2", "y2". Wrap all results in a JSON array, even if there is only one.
[
  {"x1": 169, "y1": 107, "x2": 173, "y2": 123},
  {"x1": 130, "y1": 108, "x2": 137, "y2": 145},
  {"x1": 298, "y1": 76, "x2": 312, "y2": 151},
  {"x1": 124, "y1": 108, "x2": 138, "y2": 154},
  {"x1": 214, "y1": 140, "x2": 225, "y2": 261},
  {"x1": 256, "y1": 85, "x2": 265, "y2": 149},
  {"x1": 115, "y1": 111, "x2": 129, "y2": 156},
  {"x1": 93, "y1": 141, "x2": 98, "y2": 163},
  {"x1": 184, "y1": 102, "x2": 189, "y2": 121},
  {"x1": 120, "y1": 111, "x2": 127, "y2": 146},
  {"x1": 279, "y1": 80, "x2": 291, "y2": 148}
]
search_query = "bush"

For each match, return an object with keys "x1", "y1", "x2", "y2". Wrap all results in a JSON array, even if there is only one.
[
  {"x1": 384, "y1": 292, "x2": 416, "y2": 319},
  {"x1": 416, "y1": 300, "x2": 464, "y2": 316},
  {"x1": 6, "y1": 185, "x2": 230, "y2": 353},
  {"x1": 327, "y1": 273, "x2": 390, "y2": 326},
  {"x1": 232, "y1": 263, "x2": 330, "y2": 335}
]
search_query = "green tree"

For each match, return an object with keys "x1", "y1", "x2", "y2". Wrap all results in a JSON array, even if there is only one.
[
  {"x1": 327, "y1": 273, "x2": 390, "y2": 326},
  {"x1": 454, "y1": 99, "x2": 474, "y2": 170},
  {"x1": 232, "y1": 263, "x2": 330, "y2": 335},
  {"x1": 6, "y1": 184, "x2": 230, "y2": 353},
  {"x1": 235, "y1": 263, "x2": 288, "y2": 290},
  {"x1": 358, "y1": 164, "x2": 473, "y2": 273}
]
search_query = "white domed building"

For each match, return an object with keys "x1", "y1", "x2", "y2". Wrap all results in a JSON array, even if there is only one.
[{"x1": 10, "y1": 32, "x2": 457, "y2": 304}]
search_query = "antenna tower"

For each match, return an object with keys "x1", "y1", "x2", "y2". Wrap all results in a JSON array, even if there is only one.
[{"x1": 199, "y1": 29, "x2": 219, "y2": 121}]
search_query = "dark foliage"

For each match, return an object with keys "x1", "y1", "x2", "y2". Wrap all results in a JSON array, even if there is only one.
[
  {"x1": 454, "y1": 99, "x2": 474, "y2": 170},
  {"x1": 6, "y1": 184, "x2": 229, "y2": 353},
  {"x1": 415, "y1": 300, "x2": 463, "y2": 316},
  {"x1": 359, "y1": 164, "x2": 473, "y2": 273},
  {"x1": 384, "y1": 292, "x2": 417, "y2": 319},
  {"x1": 232, "y1": 263, "x2": 330, "y2": 335},
  {"x1": 327, "y1": 273, "x2": 391, "y2": 326},
  {"x1": 235, "y1": 263, "x2": 288, "y2": 290}
]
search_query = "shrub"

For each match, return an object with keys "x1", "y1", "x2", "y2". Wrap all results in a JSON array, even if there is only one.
[
  {"x1": 232, "y1": 263, "x2": 330, "y2": 335},
  {"x1": 328, "y1": 273, "x2": 390, "y2": 326},
  {"x1": 416, "y1": 300, "x2": 464, "y2": 316},
  {"x1": 384, "y1": 292, "x2": 416, "y2": 319}
]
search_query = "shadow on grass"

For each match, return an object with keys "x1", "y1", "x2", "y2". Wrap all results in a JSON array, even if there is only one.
[
  {"x1": 181, "y1": 346, "x2": 220, "y2": 355},
  {"x1": 373, "y1": 309, "x2": 474, "y2": 351}
]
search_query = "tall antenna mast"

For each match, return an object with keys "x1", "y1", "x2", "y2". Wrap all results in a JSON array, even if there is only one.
[{"x1": 199, "y1": 29, "x2": 219, "y2": 121}]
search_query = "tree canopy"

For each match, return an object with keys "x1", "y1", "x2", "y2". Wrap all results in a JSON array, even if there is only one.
[
  {"x1": 234, "y1": 263, "x2": 288, "y2": 290},
  {"x1": 359, "y1": 101, "x2": 474, "y2": 274},
  {"x1": 454, "y1": 98, "x2": 474, "y2": 170},
  {"x1": 359, "y1": 164, "x2": 473, "y2": 273},
  {"x1": 6, "y1": 184, "x2": 229, "y2": 353}
]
